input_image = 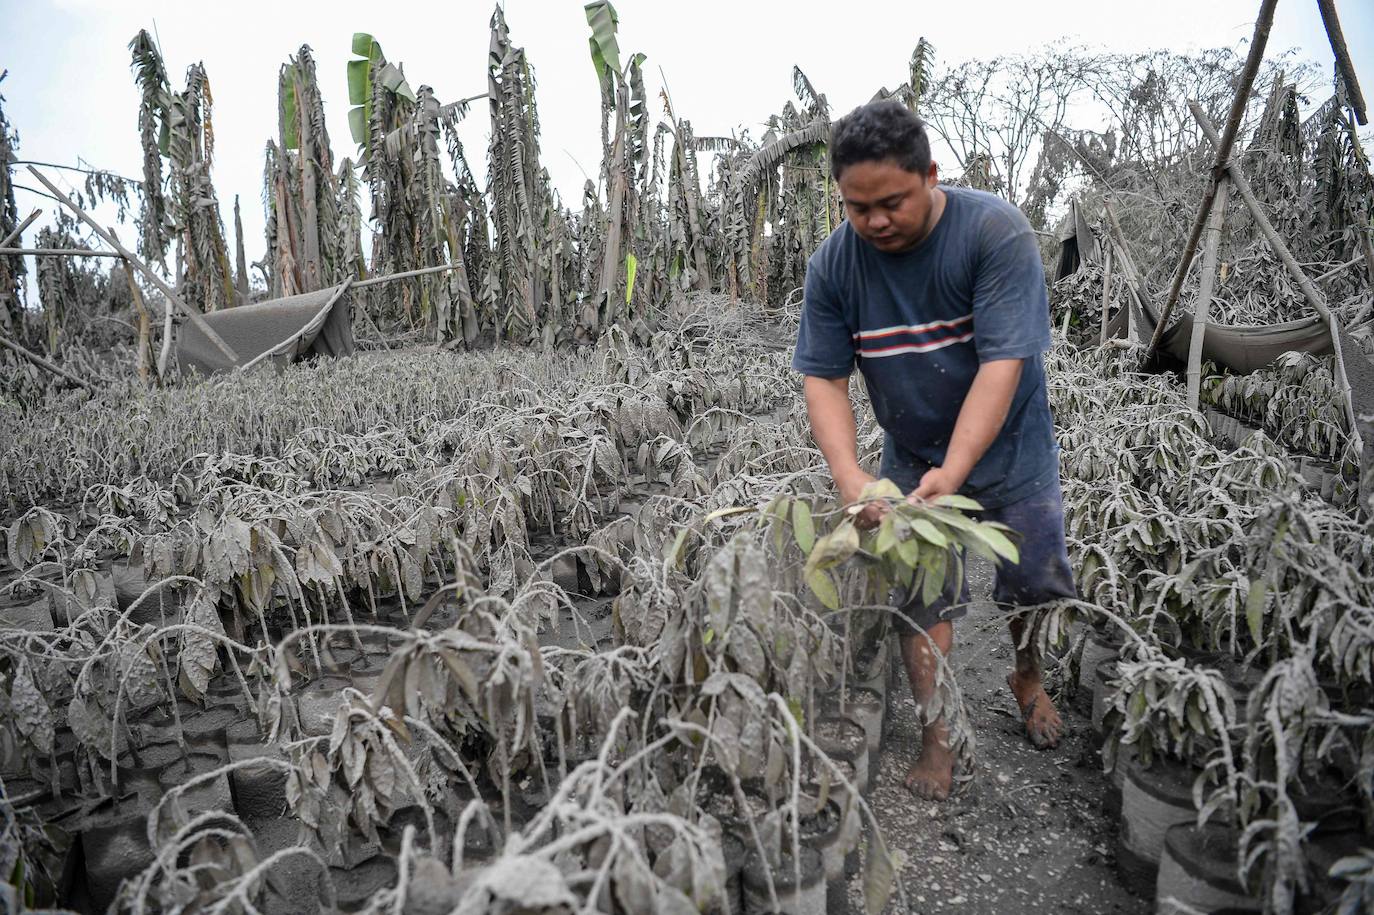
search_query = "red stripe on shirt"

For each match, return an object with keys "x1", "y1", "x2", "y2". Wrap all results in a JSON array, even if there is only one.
[
  {"x1": 852, "y1": 314, "x2": 973, "y2": 341},
  {"x1": 857, "y1": 330, "x2": 975, "y2": 356}
]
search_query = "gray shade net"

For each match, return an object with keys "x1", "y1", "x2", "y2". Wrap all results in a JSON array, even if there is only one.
[
  {"x1": 175, "y1": 285, "x2": 354, "y2": 375},
  {"x1": 1102, "y1": 302, "x2": 1335, "y2": 373}
]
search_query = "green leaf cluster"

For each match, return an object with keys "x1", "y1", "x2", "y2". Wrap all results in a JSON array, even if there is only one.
[{"x1": 797, "y1": 479, "x2": 1020, "y2": 611}]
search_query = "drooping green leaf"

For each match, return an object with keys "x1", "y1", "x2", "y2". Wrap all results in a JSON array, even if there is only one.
[
  {"x1": 932, "y1": 493, "x2": 982, "y2": 511},
  {"x1": 864, "y1": 825, "x2": 905, "y2": 914},
  {"x1": 805, "y1": 522, "x2": 859, "y2": 575},
  {"x1": 792, "y1": 501, "x2": 815, "y2": 554},
  {"x1": 1245, "y1": 577, "x2": 1267, "y2": 646},
  {"x1": 584, "y1": 0, "x2": 623, "y2": 79},
  {"x1": 280, "y1": 64, "x2": 299, "y2": 150},
  {"x1": 806, "y1": 568, "x2": 840, "y2": 610},
  {"x1": 909, "y1": 516, "x2": 947, "y2": 548}
]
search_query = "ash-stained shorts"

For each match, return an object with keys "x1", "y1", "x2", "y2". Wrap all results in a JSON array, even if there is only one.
[{"x1": 884, "y1": 476, "x2": 1079, "y2": 635}]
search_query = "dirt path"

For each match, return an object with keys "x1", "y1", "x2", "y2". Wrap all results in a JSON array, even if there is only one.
[{"x1": 858, "y1": 559, "x2": 1148, "y2": 914}]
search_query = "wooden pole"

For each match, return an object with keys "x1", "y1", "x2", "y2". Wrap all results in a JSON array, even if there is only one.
[
  {"x1": 1099, "y1": 244, "x2": 1114, "y2": 346},
  {"x1": 0, "y1": 331, "x2": 95, "y2": 391},
  {"x1": 237, "y1": 278, "x2": 354, "y2": 373},
  {"x1": 352, "y1": 262, "x2": 463, "y2": 290},
  {"x1": 0, "y1": 209, "x2": 41, "y2": 248},
  {"x1": 0, "y1": 247, "x2": 123, "y2": 258},
  {"x1": 1191, "y1": 103, "x2": 1364, "y2": 452},
  {"x1": 1316, "y1": 0, "x2": 1367, "y2": 125},
  {"x1": 25, "y1": 166, "x2": 241, "y2": 364},
  {"x1": 1187, "y1": 177, "x2": 1230, "y2": 410},
  {"x1": 1147, "y1": 0, "x2": 1278, "y2": 359}
]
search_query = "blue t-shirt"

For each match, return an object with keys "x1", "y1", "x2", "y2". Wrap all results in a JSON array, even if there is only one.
[{"x1": 791, "y1": 185, "x2": 1058, "y2": 509}]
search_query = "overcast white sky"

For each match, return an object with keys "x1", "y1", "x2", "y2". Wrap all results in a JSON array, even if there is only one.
[{"x1": 2, "y1": 0, "x2": 1371, "y2": 291}]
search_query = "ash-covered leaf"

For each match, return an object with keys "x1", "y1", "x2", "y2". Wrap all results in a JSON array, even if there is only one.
[{"x1": 10, "y1": 661, "x2": 54, "y2": 755}]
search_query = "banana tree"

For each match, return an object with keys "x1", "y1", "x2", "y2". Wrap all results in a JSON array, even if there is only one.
[
  {"x1": 128, "y1": 31, "x2": 174, "y2": 269},
  {"x1": 1, "y1": 75, "x2": 27, "y2": 335},
  {"x1": 263, "y1": 46, "x2": 344, "y2": 298},
  {"x1": 583, "y1": 0, "x2": 650, "y2": 340},
  {"x1": 165, "y1": 63, "x2": 235, "y2": 313},
  {"x1": 660, "y1": 100, "x2": 711, "y2": 295},
  {"x1": 487, "y1": 6, "x2": 550, "y2": 343},
  {"x1": 348, "y1": 33, "x2": 479, "y2": 341}
]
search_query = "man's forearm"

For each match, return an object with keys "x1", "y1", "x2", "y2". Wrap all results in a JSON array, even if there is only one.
[
  {"x1": 803, "y1": 375, "x2": 864, "y2": 486},
  {"x1": 941, "y1": 358, "x2": 1023, "y2": 483}
]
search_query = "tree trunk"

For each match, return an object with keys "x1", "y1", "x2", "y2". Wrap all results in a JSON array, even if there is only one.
[
  {"x1": 296, "y1": 72, "x2": 323, "y2": 292},
  {"x1": 123, "y1": 260, "x2": 153, "y2": 386},
  {"x1": 233, "y1": 195, "x2": 250, "y2": 306}
]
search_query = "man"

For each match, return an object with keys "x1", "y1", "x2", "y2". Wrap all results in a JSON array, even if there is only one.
[{"x1": 792, "y1": 100, "x2": 1077, "y2": 801}]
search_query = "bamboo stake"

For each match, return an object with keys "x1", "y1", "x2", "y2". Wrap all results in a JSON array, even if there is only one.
[
  {"x1": 1190, "y1": 103, "x2": 1364, "y2": 452},
  {"x1": 0, "y1": 331, "x2": 94, "y2": 391},
  {"x1": 1313, "y1": 251, "x2": 1366, "y2": 283},
  {"x1": 0, "y1": 209, "x2": 41, "y2": 248},
  {"x1": 1147, "y1": 0, "x2": 1278, "y2": 359},
  {"x1": 25, "y1": 166, "x2": 241, "y2": 364},
  {"x1": 1187, "y1": 177, "x2": 1230, "y2": 410},
  {"x1": 237, "y1": 278, "x2": 354, "y2": 373},
  {"x1": 0, "y1": 247, "x2": 122, "y2": 258},
  {"x1": 1099, "y1": 244, "x2": 1114, "y2": 346},
  {"x1": 1316, "y1": 0, "x2": 1367, "y2": 125}
]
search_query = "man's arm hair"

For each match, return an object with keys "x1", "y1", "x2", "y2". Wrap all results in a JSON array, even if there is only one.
[
  {"x1": 940, "y1": 358, "x2": 1023, "y2": 485},
  {"x1": 803, "y1": 375, "x2": 866, "y2": 492}
]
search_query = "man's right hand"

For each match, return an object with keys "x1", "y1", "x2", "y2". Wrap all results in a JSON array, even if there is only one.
[
  {"x1": 802, "y1": 375, "x2": 886, "y2": 529},
  {"x1": 837, "y1": 469, "x2": 886, "y2": 530}
]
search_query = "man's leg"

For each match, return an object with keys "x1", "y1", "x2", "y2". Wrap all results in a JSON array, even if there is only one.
[
  {"x1": 1006, "y1": 613, "x2": 1063, "y2": 749},
  {"x1": 900, "y1": 620, "x2": 954, "y2": 799},
  {"x1": 989, "y1": 479, "x2": 1077, "y2": 750}
]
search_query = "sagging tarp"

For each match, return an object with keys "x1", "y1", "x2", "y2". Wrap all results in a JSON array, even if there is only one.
[
  {"x1": 175, "y1": 285, "x2": 354, "y2": 375},
  {"x1": 1055, "y1": 199, "x2": 1099, "y2": 281},
  {"x1": 1101, "y1": 299, "x2": 1333, "y2": 374}
]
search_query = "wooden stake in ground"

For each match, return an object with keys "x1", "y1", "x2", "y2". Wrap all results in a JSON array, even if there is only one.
[
  {"x1": 1098, "y1": 244, "x2": 1114, "y2": 346},
  {"x1": 26, "y1": 166, "x2": 241, "y2": 365},
  {"x1": 1186, "y1": 176, "x2": 1230, "y2": 409},
  {"x1": 1190, "y1": 102, "x2": 1364, "y2": 452},
  {"x1": 1147, "y1": 0, "x2": 1278, "y2": 359}
]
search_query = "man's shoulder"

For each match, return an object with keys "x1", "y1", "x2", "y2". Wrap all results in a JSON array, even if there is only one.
[
  {"x1": 945, "y1": 186, "x2": 1031, "y2": 240},
  {"x1": 806, "y1": 221, "x2": 858, "y2": 277}
]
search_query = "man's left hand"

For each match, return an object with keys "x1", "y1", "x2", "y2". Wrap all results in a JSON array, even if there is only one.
[{"x1": 907, "y1": 465, "x2": 967, "y2": 504}]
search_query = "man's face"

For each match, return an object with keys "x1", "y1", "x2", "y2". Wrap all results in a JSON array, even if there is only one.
[{"x1": 837, "y1": 158, "x2": 939, "y2": 252}]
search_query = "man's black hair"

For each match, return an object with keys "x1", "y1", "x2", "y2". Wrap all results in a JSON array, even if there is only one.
[{"x1": 829, "y1": 100, "x2": 932, "y2": 180}]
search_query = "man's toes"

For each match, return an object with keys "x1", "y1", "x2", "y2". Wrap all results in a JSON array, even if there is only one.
[
  {"x1": 1027, "y1": 708, "x2": 1063, "y2": 749},
  {"x1": 905, "y1": 772, "x2": 950, "y2": 801}
]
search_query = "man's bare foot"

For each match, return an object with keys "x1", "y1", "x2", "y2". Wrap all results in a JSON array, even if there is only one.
[
  {"x1": 1007, "y1": 670, "x2": 1063, "y2": 749},
  {"x1": 904, "y1": 723, "x2": 954, "y2": 800}
]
